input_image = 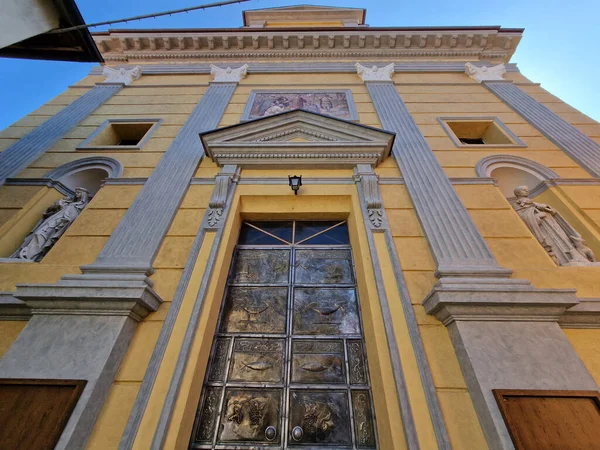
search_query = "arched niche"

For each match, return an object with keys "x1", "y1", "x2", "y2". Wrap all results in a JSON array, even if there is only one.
[
  {"x1": 44, "y1": 157, "x2": 123, "y2": 196},
  {"x1": 476, "y1": 155, "x2": 559, "y2": 198}
]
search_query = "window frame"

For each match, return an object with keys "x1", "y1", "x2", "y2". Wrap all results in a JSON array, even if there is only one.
[
  {"x1": 437, "y1": 116, "x2": 527, "y2": 148},
  {"x1": 76, "y1": 118, "x2": 162, "y2": 151}
]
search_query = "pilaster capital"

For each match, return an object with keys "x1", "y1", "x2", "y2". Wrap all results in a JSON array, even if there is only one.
[
  {"x1": 355, "y1": 62, "x2": 394, "y2": 82},
  {"x1": 465, "y1": 62, "x2": 506, "y2": 83},
  {"x1": 210, "y1": 64, "x2": 249, "y2": 83},
  {"x1": 207, "y1": 165, "x2": 239, "y2": 227},
  {"x1": 354, "y1": 164, "x2": 384, "y2": 228},
  {"x1": 101, "y1": 65, "x2": 142, "y2": 85}
]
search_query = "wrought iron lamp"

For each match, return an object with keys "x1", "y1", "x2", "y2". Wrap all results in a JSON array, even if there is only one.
[{"x1": 288, "y1": 175, "x2": 302, "y2": 195}]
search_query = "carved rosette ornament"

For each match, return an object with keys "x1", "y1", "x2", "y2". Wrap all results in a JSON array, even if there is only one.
[
  {"x1": 465, "y1": 62, "x2": 506, "y2": 82},
  {"x1": 210, "y1": 64, "x2": 249, "y2": 83},
  {"x1": 206, "y1": 165, "x2": 238, "y2": 227},
  {"x1": 510, "y1": 185, "x2": 598, "y2": 266},
  {"x1": 354, "y1": 164, "x2": 384, "y2": 228},
  {"x1": 355, "y1": 62, "x2": 395, "y2": 82},
  {"x1": 101, "y1": 66, "x2": 142, "y2": 85}
]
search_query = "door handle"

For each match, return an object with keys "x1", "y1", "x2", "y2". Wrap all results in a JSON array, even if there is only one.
[
  {"x1": 291, "y1": 426, "x2": 304, "y2": 441},
  {"x1": 265, "y1": 425, "x2": 277, "y2": 441}
]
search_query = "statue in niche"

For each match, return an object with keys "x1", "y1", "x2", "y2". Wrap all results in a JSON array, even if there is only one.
[
  {"x1": 511, "y1": 185, "x2": 596, "y2": 266},
  {"x1": 11, "y1": 187, "x2": 90, "y2": 262}
]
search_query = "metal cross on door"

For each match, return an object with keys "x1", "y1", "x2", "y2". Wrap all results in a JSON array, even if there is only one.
[{"x1": 189, "y1": 221, "x2": 378, "y2": 449}]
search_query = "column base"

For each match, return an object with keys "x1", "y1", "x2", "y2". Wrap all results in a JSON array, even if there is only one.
[
  {"x1": 0, "y1": 271, "x2": 162, "y2": 450},
  {"x1": 423, "y1": 277, "x2": 598, "y2": 450}
]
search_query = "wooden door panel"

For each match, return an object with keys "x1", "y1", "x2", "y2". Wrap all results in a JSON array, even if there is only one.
[
  {"x1": 0, "y1": 379, "x2": 86, "y2": 450},
  {"x1": 494, "y1": 389, "x2": 600, "y2": 450}
]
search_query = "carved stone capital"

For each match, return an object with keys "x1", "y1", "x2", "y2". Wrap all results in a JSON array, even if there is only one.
[
  {"x1": 354, "y1": 164, "x2": 384, "y2": 228},
  {"x1": 355, "y1": 62, "x2": 394, "y2": 82},
  {"x1": 101, "y1": 65, "x2": 142, "y2": 85},
  {"x1": 465, "y1": 62, "x2": 506, "y2": 82},
  {"x1": 207, "y1": 165, "x2": 239, "y2": 227},
  {"x1": 210, "y1": 64, "x2": 249, "y2": 83}
]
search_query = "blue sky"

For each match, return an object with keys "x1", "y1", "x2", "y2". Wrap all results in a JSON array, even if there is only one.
[{"x1": 1, "y1": 0, "x2": 599, "y2": 130}]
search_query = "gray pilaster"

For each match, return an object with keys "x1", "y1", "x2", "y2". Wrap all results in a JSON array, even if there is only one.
[
  {"x1": 354, "y1": 164, "x2": 451, "y2": 450},
  {"x1": 423, "y1": 286, "x2": 597, "y2": 450},
  {"x1": 485, "y1": 81, "x2": 600, "y2": 177},
  {"x1": 150, "y1": 166, "x2": 239, "y2": 450},
  {"x1": 0, "y1": 84, "x2": 122, "y2": 186},
  {"x1": 90, "y1": 83, "x2": 237, "y2": 272},
  {"x1": 365, "y1": 82, "x2": 508, "y2": 277}
]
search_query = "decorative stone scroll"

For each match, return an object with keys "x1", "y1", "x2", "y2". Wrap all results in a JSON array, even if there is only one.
[
  {"x1": 355, "y1": 62, "x2": 394, "y2": 82},
  {"x1": 102, "y1": 66, "x2": 142, "y2": 85},
  {"x1": 354, "y1": 164, "x2": 383, "y2": 228},
  {"x1": 510, "y1": 185, "x2": 597, "y2": 266},
  {"x1": 465, "y1": 62, "x2": 506, "y2": 82},
  {"x1": 207, "y1": 165, "x2": 239, "y2": 227},
  {"x1": 210, "y1": 64, "x2": 249, "y2": 83}
]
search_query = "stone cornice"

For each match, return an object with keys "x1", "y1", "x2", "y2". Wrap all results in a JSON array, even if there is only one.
[
  {"x1": 0, "y1": 292, "x2": 30, "y2": 320},
  {"x1": 560, "y1": 298, "x2": 600, "y2": 329},
  {"x1": 88, "y1": 61, "x2": 520, "y2": 76},
  {"x1": 423, "y1": 277, "x2": 579, "y2": 325},
  {"x1": 15, "y1": 273, "x2": 162, "y2": 322},
  {"x1": 93, "y1": 27, "x2": 521, "y2": 63}
]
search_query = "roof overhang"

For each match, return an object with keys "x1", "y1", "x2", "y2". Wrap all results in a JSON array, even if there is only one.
[
  {"x1": 200, "y1": 109, "x2": 395, "y2": 169},
  {"x1": 93, "y1": 26, "x2": 522, "y2": 63},
  {"x1": 0, "y1": 0, "x2": 102, "y2": 62}
]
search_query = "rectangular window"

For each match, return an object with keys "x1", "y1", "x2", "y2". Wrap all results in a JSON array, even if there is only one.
[
  {"x1": 77, "y1": 118, "x2": 161, "y2": 151},
  {"x1": 438, "y1": 117, "x2": 526, "y2": 147},
  {"x1": 493, "y1": 389, "x2": 600, "y2": 450}
]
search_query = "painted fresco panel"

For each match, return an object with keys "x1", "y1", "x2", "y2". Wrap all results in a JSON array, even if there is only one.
[{"x1": 241, "y1": 90, "x2": 359, "y2": 121}]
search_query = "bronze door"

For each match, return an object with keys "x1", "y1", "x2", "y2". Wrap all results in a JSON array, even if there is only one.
[{"x1": 189, "y1": 221, "x2": 377, "y2": 449}]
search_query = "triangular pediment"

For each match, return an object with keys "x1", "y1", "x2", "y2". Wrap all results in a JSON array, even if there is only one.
[{"x1": 200, "y1": 109, "x2": 394, "y2": 168}]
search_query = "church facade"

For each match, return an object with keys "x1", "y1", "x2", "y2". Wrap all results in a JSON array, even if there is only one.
[{"x1": 0, "y1": 5, "x2": 599, "y2": 450}]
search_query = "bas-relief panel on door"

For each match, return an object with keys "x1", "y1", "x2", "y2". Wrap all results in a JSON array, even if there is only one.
[{"x1": 190, "y1": 221, "x2": 378, "y2": 449}]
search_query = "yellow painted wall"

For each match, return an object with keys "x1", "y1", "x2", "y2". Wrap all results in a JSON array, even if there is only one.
[
  {"x1": 86, "y1": 184, "x2": 212, "y2": 450},
  {"x1": 1, "y1": 61, "x2": 600, "y2": 450},
  {"x1": 3, "y1": 77, "x2": 209, "y2": 179},
  {"x1": 382, "y1": 184, "x2": 489, "y2": 450},
  {"x1": 0, "y1": 321, "x2": 27, "y2": 359},
  {"x1": 394, "y1": 78, "x2": 593, "y2": 178},
  {"x1": 564, "y1": 329, "x2": 600, "y2": 385}
]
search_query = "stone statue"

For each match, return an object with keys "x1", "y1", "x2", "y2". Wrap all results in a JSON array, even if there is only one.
[
  {"x1": 11, "y1": 188, "x2": 90, "y2": 262},
  {"x1": 511, "y1": 185, "x2": 596, "y2": 266}
]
